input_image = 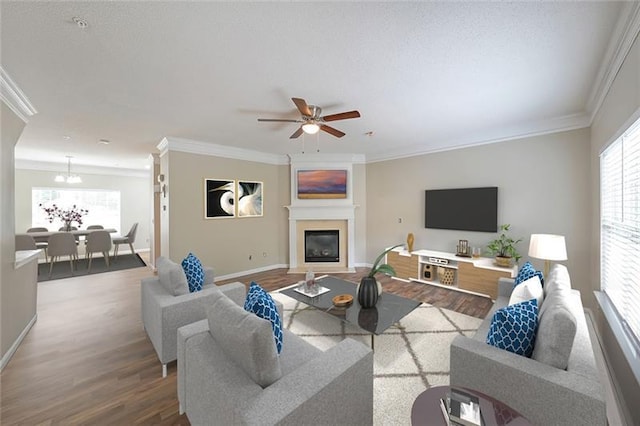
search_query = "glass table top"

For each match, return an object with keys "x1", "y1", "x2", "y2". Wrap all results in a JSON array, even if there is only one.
[{"x1": 280, "y1": 275, "x2": 421, "y2": 335}]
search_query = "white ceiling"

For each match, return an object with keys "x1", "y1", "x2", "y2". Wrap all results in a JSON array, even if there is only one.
[{"x1": 1, "y1": 1, "x2": 633, "y2": 171}]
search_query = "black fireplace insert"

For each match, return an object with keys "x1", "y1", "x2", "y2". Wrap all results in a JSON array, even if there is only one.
[{"x1": 305, "y1": 230, "x2": 339, "y2": 263}]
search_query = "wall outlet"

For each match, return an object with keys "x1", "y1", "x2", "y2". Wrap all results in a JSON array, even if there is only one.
[{"x1": 398, "y1": 217, "x2": 402, "y2": 223}]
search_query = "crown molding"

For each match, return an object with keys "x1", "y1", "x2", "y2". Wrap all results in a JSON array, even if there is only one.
[
  {"x1": 586, "y1": 1, "x2": 640, "y2": 123},
  {"x1": 366, "y1": 112, "x2": 590, "y2": 163},
  {"x1": 14, "y1": 159, "x2": 149, "y2": 178},
  {"x1": 0, "y1": 66, "x2": 37, "y2": 123},
  {"x1": 157, "y1": 136, "x2": 289, "y2": 165},
  {"x1": 287, "y1": 153, "x2": 366, "y2": 165}
]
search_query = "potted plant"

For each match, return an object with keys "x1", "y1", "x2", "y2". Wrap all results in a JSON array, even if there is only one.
[
  {"x1": 486, "y1": 224, "x2": 522, "y2": 267},
  {"x1": 357, "y1": 244, "x2": 403, "y2": 308}
]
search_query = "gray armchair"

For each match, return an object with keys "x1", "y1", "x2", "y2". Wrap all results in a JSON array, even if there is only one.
[
  {"x1": 141, "y1": 256, "x2": 246, "y2": 377},
  {"x1": 177, "y1": 288, "x2": 374, "y2": 425}
]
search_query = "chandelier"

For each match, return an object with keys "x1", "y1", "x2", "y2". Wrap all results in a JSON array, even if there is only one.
[{"x1": 55, "y1": 156, "x2": 82, "y2": 183}]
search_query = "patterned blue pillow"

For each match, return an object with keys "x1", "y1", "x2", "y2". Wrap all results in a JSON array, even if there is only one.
[
  {"x1": 515, "y1": 261, "x2": 544, "y2": 287},
  {"x1": 244, "y1": 281, "x2": 283, "y2": 354},
  {"x1": 181, "y1": 252, "x2": 204, "y2": 293},
  {"x1": 486, "y1": 299, "x2": 539, "y2": 357},
  {"x1": 244, "y1": 281, "x2": 265, "y2": 310}
]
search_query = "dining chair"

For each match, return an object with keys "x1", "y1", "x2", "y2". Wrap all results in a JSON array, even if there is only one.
[
  {"x1": 16, "y1": 234, "x2": 37, "y2": 250},
  {"x1": 85, "y1": 230, "x2": 112, "y2": 273},
  {"x1": 47, "y1": 232, "x2": 79, "y2": 278},
  {"x1": 84, "y1": 225, "x2": 105, "y2": 251},
  {"x1": 27, "y1": 227, "x2": 49, "y2": 262},
  {"x1": 58, "y1": 226, "x2": 80, "y2": 245},
  {"x1": 113, "y1": 222, "x2": 138, "y2": 258}
]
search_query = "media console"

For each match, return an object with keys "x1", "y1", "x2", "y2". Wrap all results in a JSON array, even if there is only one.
[{"x1": 385, "y1": 247, "x2": 517, "y2": 299}]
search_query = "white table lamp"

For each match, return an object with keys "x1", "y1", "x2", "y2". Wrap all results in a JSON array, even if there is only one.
[{"x1": 528, "y1": 234, "x2": 567, "y2": 277}]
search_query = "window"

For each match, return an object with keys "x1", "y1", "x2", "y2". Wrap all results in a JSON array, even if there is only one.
[
  {"x1": 32, "y1": 188, "x2": 121, "y2": 231},
  {"x1": 600, "y1": 116, "x2": 640, "y2": 344}
]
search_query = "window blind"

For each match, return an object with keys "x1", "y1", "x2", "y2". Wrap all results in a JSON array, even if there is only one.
[{"x1": 600, "y1": 116, "x2": 640, "y2": 344}]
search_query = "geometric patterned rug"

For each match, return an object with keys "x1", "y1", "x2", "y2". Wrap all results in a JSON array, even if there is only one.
[{"x1": 270, "y1": 292, "x2": 483, "y2": 425}]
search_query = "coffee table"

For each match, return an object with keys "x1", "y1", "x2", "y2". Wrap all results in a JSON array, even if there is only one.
[
  {"x1": 280, "y1": 275, "x2": 421, "y2": 348},
  {"x1": 411, "y1": 385, "x2": 531, "y2": 426}
]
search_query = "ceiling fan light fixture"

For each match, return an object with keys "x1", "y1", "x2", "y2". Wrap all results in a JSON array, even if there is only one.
[{"x1": 302, "y1": 122, "x2": 320, "y2": 135}]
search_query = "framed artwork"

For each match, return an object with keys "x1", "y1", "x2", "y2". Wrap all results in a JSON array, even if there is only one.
[
  {"x1": 297, "y1": 169, "x2": 347, "y2": 199},
  {"x1": 204, "y1": 179, "x2": 236, "y2": 218},
  {"x1": 237, "y1": 180, "x2": 263, "y2": 217}
]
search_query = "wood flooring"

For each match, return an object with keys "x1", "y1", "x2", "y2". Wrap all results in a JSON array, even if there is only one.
[{"x1": 0, "y1": 256, "x2": 492, "y2": 425}]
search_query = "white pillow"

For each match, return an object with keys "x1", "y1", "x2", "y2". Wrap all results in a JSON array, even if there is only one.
[{"x1": 509, "y1": 275, "x2": 544, "y2": 308}]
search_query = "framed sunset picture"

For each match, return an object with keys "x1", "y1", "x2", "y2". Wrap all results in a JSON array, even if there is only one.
[{"x1": 297, "y1": 169, "x2": 348, "y2": 199}]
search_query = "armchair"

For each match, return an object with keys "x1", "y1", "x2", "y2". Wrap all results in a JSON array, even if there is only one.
[
  {"x1": 177, "y1": 290, "x2": 374, "y2": 425},
  {"x1": 141, "y1": 256, "x2": 246, "y2": 377}
]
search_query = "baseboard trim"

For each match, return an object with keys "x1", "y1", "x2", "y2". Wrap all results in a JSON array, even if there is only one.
[
  {"x1": 0, "y1": 313, "x2": 37, "y2": 371},
  {"x1": 216, "y1": 264, "x2": 288, "y2": 281}
]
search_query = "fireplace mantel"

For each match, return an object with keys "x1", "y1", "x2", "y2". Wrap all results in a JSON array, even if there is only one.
[{"x1": 286, "y1": 205, "x2": 357, "y2": 273}]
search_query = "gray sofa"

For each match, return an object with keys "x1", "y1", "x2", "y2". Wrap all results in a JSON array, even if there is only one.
[
  {"x1": 177, "y1": 284, "x2": 374, "y2": 425},
  {"x1": 141, "y1": 256, "x2": 246, "y2": 377},
  {"x1": 450, "y1": 264, "x2": 606, "y2": 426}
]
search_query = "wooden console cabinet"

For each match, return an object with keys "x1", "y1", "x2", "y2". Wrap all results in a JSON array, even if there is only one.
[
  {"x1": 386, "y1": 248, "x2": 516, "y2": 299},
  {"x1": 386, "y1": 250, "x2": 419, "y2": 280}
]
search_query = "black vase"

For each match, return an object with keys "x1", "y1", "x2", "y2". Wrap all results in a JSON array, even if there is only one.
[{"x1": 357, "y1": 276, "x2": 379, "y2": 308}]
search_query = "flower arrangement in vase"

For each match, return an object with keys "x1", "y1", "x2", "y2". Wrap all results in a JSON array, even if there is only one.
[{"x1": 40, "y1": 204, "x2": 88, "y2": 231}]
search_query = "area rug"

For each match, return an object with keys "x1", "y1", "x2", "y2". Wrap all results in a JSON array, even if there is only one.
[
  {"x1": 37, "y1": 253, "x2": 147, "y2": 282},
  {"x1": 270, "y1": 292, "x2": 483, "y2": 425}
]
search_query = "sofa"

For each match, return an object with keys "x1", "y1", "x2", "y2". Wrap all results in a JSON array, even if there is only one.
[
  {"x1": 450, "y1": 264, "x2": 606, "y2": 426},
  {"x1": 176, "y1": 284, "x2": 374, "y2": 425},
  {"x1": 141, "y1": 256, "x2": 246, "y2": 377}
]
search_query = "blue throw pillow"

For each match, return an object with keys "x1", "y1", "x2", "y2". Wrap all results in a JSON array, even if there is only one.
[
  {"x1": 514, "y1": 261, "x2": 544, "y2": 287},
  {"x1": 244, "y1": 281, "x2": 283, "y2": 354},
  {"x1": 486, "y1": 299, "x2": 539, "y2": 357},
  {"x1": 181, "y1": 252, "x2": 204, "y2": 293},
  {"x1": 244, "y1": 281, "x2": 265, "y2": 310}
]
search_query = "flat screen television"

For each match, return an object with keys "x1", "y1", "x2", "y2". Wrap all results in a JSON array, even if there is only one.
[{"x1": 425, "y1": 187, "x2": 498, "y2": 232}]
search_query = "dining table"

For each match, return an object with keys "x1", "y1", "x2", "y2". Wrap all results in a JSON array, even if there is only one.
[{"x1": 17, "y1": 228, "x2": 118, "y2": 239}]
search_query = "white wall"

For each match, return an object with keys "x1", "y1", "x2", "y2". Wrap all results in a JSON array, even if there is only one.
[
  {"x1": 365, "y1": 128, "x2": 591, "y2": 295},
  {"x1": 14, "y1": 169, "x2": 151, "y2": 254}
]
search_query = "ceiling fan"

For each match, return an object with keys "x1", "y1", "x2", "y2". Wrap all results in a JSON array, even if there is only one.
[{"x1": 257, "y1": 97, "x2": 361, "y2": 139}]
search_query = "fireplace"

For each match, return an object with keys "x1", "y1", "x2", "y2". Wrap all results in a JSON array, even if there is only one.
[{"x1": 305, "y1": 230, "x2": 339, "y2": 263}]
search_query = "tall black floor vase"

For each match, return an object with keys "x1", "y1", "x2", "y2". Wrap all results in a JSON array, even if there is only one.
[{"x1": 357, "y1": 276, "x2": 379, "y2": 308}]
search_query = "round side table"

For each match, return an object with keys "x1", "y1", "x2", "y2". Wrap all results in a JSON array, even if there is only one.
[{"x1": 410, "y1": 385, "x2": 531, "y2": 426}]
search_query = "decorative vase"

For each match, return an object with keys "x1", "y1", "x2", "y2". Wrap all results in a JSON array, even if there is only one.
[
  {"x1": 63, "y1": 221, "x2": 73, "y2": 231},
  {"x1": 407, "y1": 232, "x2": 414, "y2": 252},
  {"x1": 357, "y1": 276, "x2": 379, "y2": 308},
  {"x1": 495, "y1": 256, "x2": 512, "y2": 267}
]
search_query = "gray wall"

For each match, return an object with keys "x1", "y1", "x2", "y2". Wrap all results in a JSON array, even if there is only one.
[
  {"x1": 1, "y1": 101, "x2": 31, "y2": 361},
  {"x1": 365, "y1": 128, "x2": 591, "y2": 293},
  {"x1": 14, "y1": 169, "x2": 151, "y2": 255},
  {"x1": 590, "y1": 31, "x2": 640, "y2": 425}
]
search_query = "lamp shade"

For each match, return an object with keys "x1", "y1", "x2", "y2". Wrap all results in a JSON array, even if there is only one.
[{"x1": 528, "y1": 234, "x2": 567, "y2": 261}]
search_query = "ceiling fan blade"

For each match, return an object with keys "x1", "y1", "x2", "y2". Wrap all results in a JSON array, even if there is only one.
[
  {"x1": 290, "y1": 127, "x2": 304, "y2": 139},
  {"x1": 291, "y1": 97, "x2": 312, "y2": 117},
  {"x1": 257, "y1": 118, "x2": 301, "y2": 123},
  {"x1": 322, "y1": 110, "x2": 361, "y2": 122},
  {"x1": 320, "y1": 124, "x2": 345, "y2": 138}
]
